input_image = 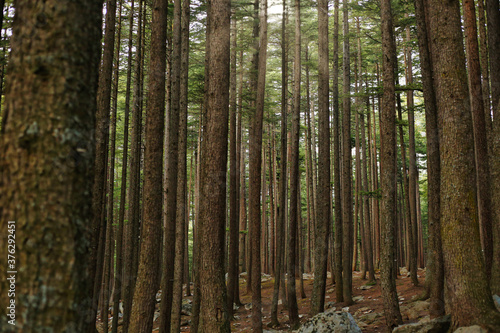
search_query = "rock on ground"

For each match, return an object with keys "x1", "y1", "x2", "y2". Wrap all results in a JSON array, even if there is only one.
[
  {"x1": 298, "y1": 308, "x2": 362, "y2": 333},
  {"x1": 393, "y1": 314, "x2": 451, "y2": 333},
  {"x1": 453, "y1": 326, "x2": 487, "y2": 333}
]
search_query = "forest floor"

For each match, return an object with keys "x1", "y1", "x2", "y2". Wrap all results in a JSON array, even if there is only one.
[
  {"x1": 101, "y1": 268, "x2": 428, "y2": 332},
  {"x1": 179, "y1": 268, "x2": 427, "y2": 332}
]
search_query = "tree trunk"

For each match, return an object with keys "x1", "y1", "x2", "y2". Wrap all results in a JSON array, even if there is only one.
[
  {"x1": 463, "y1": 0, "x2": 493, "y2": 280},
  {"x1": 341, "y1": 0, "x2": 353, "y2": 305},
  {"x1": 332, "y1": 0, "x2": 343, "y2": 304},
  {"x1": 128, "y1": 0, "x2": 167, "y2": 331},
  {"x1": 485, "y1": 0, "x2": 500, "y2": 296},
  {"x1": 287, "y1": 0, "x2": 300, "y2": 327},
  {"x1": 158, "y1": 0, "x2": 182, "y2": 327},
  {"x1": 311, "y1": 0, "x2": 330, "y2": 314},
  {"x1": 170, "y1": 0, "x2": 191, "y2": 329},
  {"x1": 271, "y1": 0, "x2": 288, "y2": 325},
  {"x1": 102, "y1": 5, "x2": 122, "y2": 330},
  {"x1": 0, "y1": 0, "x2": 101, "y2": 331},
  {"x1": 380, "y1": 0, "x2": 403, "y2": 329},
  {"x1": 227, "y1": 9, "x2": 240, "y2": 319},
  {"x1": 89, "y1": 1, "x2": 116, "y2": 330},
  {"x1": 249, "y1": 0, "x2": 268, "y2": 329},
  {"x1": 122, "y1": 1, "x2": 144, "y2": 329},
  {"x1": 198, "y1": 0, "x2": 232, "y2": 330},
  {"x1": 112, "y1": 1, "x2": 135, "y2": 331},
  {"x1": 427, "y1": 0, "x2": 500, "y2": 329}
]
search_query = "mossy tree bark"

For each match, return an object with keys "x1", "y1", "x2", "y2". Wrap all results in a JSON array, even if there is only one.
[{"x1": 427, "y1": 0, "x2": 500, "y2": 330}]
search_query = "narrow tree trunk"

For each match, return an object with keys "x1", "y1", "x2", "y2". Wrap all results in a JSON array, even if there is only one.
[
  {"x1": 341, "y1": 0, "x2": 353, "y2": 305},
  {"x1": 287, "y1": 0, "x2": 300, "y2": 327},
  {"x1": 249, "y1": 0, "x2": 268, "y2": 329},
  {"x1": 463, "y1": 0, "x2": 493, "y2": 279},
  {"x1": 170, "y1": 0, "x2": 191, "y2": 329},
  {"x1": 227, "y1": 9, "x2": 240, "y2": 319},
  {"x1": 122, "y1": 1, "x2": 144, "y2": 329},
  {"x1": 89, "y1": 1, "x2": 117, "y2": 330},
  {"x1": 332, "y1": 0, "x2": 343, "y2": 304},
  {"x1": 271, "y1": 0, "x2": 288, "y2": 325},
  {"x1": 103, "y1": 4, "x2": 122, "y2": 330}
]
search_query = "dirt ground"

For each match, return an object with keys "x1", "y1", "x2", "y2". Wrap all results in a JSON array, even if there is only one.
[{"x1": 177, "y1": 268, "x2": 427, "y2": 332}]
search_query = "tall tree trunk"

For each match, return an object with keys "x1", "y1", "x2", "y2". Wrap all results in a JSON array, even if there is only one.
[
  {"x1": 397, "y1": 89, "x2": 418, "y2": 285},
  {"x1": 191, "y1": 113, "x2": 203, "y2": 333},
  {"x1": 159, "y1": 0, "x2": 182, "y2": 327},
  {"x1": 170, "y1": 0, "x2": 191, "y2": 329},
  {"x1": 427, "y1": 0, "x2": 500, "y2": 329},
  {"x1": 111, "y1": 1, "x2": 134, "y2": 331},
  {"x1": 0, "y1": 1, "x2": 101, "y2": 331},
  {"x1": 485, "y1": 0, "x2": 500, "y2": 296},
  {"x1": 227, "y1": 9, "x2": 240, "y2": 319},
  {"x1": 332, "y1": 0, "x2": 343, "y2": 303},
  {"x1": 249, "y1": 0, "x2": 268, "y2": 329},
  {"x1": 89, "y1": 1, "x2": 116, "y2": 330},
  {"x1": 463, "y1": 0, "x2": 493, "y2": 280},
  {"x1": 103, "y1": 4, "x2": 122, "y2": 330},
  {"x1": 122, "y1": 1, "x2": 144, "y2": 329},
  {"x1": 380, "y1": 0, "x2": 403, "y2": 329},
  {"x1": 361, "y1": 100, "x2": 375, "y2": 283},
  {"x1": 311, "y1": 0, "x2": 330, "y2": 314},
  {"x1": 413, "y1": 0, "x2": 444, "y2": 316},
  {"x1": 405, "y1": 25, "x2": 420, "y2": 284},
  {"x1": 128, "y1": 0, "x2": 167, "y2": 331},
  {"x1": 271, "y1": 0, "x2": 288, "y2": 325},
  {"x1": 341, "y1": 0, "x2": 353, "y2": 305},
  {"x1": 198, "y1": 0, "x2": 232, "y2": 330},
  {"x1": 287, "y1": 0, "x2": 300, "y2": 327}
]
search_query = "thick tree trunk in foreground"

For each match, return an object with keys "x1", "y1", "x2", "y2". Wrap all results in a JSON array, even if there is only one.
[
  {"x1": 379, "y1": 0, "x2": 403, "y2": 329},
  {"x1": 0, "y1": 0, "x2": 102, "y2": 331},
  {"x1": 198, "y1": 0, "x2": 231, "y2": 330},
  {"x1": 427, "y1": 0, "x2": 500, "y2": 330}
]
